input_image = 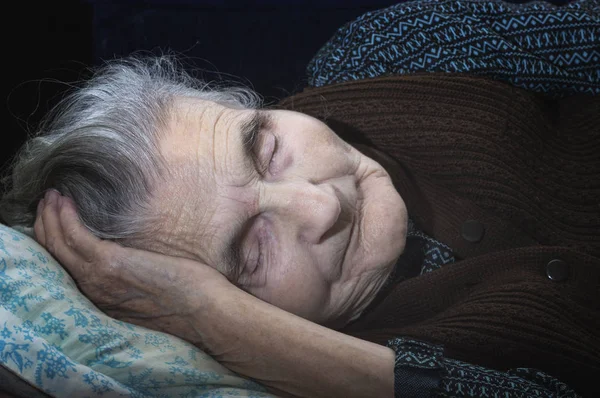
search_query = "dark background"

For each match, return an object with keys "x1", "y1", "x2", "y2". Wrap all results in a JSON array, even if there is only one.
[
  {"x1": 2, "y1": 0, "x2": 400, "y2": 189},
  {"x1": 2, "y1": 0, "x2": 566, "y2": 193}
]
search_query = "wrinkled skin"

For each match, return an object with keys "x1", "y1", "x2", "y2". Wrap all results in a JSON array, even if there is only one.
[
  {"x1": 34, "y1": 99, "x2": 409, "y2": 336},
  {"x1": 144, "y1": 98, "x2": 408, "y2": 327},
  {"x1": 34, "y1": 190, "x2": 228, "y2": 347},
  {"x1": 34, "y1": 190, "x2": 396, "y2": 398}
]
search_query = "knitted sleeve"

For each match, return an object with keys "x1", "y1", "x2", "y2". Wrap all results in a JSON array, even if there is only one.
[
  {"x1": 387, "y1": 337, "x2": 582, "y2": 397},
  {"x1": 307, "y1": 0, "x2": 600, "y2": 98}
]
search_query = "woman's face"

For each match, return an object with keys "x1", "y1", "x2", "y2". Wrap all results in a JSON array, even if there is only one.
[{"x1": 151, "y1": 98, "x2": 408, "y2": 327}]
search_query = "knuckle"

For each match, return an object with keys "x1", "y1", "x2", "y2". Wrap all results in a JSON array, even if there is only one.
[
  {"x1": 64, "y1": 228, "x2": 77, "y2": 249},
  {"x1": 84, "y1": 239, "x2": 108, "y2": 266},
  {"x1": 104, "y1": 243, "x2": 125, "y2": 266},
  {"x1": 45, "y1": 237, "x2": 57, "y2": 253},
  {"x1": 94, "y1": 247, "x2": 123, "y2": 278}
]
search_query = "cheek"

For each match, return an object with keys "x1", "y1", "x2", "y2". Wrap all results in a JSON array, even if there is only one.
[
  {"x1": 254, "y1": 249, "x2": 330, "y2": 322},
  {"x1": 287, "y1": 128, "x2": 355, "y2": 178}
]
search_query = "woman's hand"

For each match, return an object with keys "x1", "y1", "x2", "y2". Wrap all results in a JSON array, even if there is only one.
[{"x1": 34, "y1": 189, "x2": 229, "y2": 346}]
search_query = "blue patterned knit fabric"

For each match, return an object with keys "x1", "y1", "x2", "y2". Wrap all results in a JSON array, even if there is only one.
[
  {"x1": 406, "y1": 217, "x2": 456, "y2": 274},
  {"x1": 307, "y1": 0, "x2": 600, "y2": 98},
  {"x1": 376, "y1": 216, "x2": 584, "y2": 397},
  {"x1": 306, "y1": 1, "x2": 600, "y2": 396},
  {"x1": 387, "y1": 337, "x2": 582, "y2": 397}
]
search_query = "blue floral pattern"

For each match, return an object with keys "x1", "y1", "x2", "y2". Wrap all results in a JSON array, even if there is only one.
[{"x1": 0, "y1": 224, "x2": 274, "y2": 397}]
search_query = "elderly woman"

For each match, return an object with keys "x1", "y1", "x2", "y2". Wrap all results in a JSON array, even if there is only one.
[{"x1": 2, "y1": 0, "x2": 600, "y2": 397}]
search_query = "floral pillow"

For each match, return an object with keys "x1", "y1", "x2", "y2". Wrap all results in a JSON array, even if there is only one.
[{"x1": 0, "y1": 223, "x2": 273, "y2": 398}]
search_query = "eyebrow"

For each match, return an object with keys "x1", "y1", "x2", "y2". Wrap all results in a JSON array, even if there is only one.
[
  {"x1": 240, "y1": 110, "x2": 262, "y2": 165},
  {"x1": 221, "y1": 110, "x2": 269, "y2": 282}
]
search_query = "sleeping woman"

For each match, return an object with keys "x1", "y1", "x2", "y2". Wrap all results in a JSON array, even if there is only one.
[{"x1": 2, "y1": 1, "x2": 599, "y2": 396}]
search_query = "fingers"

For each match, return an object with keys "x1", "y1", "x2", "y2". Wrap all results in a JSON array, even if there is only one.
[
  {"x1": 35, "y1": 191, "x2": 122, "y2": 280},
  {"x1": 34, "y1": 198, "x2": 46, "y2": 246},
  {"x1": 40, "y1": 190, "x2": 64, "y2": 255},
  {"x1": 38, "y1": 190, "x2": 85, "y2": 277},
  {"x1": 58, "y1": 196, "x2": 106, "y2": 263}
]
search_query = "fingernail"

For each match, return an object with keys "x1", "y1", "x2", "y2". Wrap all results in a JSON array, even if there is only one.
[
  {"x1": 44, "y1": 189, "x2": 60, "y2": 203},
  {"x1": 37, "y1": 199, "x2": 45, "y2": 215},
  {"x1": 58, "y1": 196, "x2": 65, "y2": 209}
]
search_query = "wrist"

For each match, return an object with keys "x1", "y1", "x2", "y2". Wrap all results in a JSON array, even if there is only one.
[
  {"x1": 187, "y1": 284, "x2": 395, "y2": 397},
  {"x1": 186, "y1": 281, "x2": 247, "y2": 354}
]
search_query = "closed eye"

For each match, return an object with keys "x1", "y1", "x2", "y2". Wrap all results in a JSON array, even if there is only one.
[
  {"x1": 256, "y1": 131, "x2": 278, "y2": 175},
  {"x1": 238, "y1": 219, "x2": 270, "y2": 287},
  {"x1": 240, "y1": 110, "x2": 276, "y2": 176}
]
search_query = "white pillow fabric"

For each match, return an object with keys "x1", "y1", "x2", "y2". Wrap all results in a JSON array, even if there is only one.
[{"x1": 0, "y1": 224, "x2": 274, "y2": 398}]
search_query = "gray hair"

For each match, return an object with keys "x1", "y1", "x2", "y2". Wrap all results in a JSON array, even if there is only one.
[{"x1": 1, "y1": 55, "x2": 262, "y2": 241}]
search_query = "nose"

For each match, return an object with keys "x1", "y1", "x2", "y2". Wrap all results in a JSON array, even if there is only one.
[{"x1": 263, "y1": 180, "x2": 341, "y2": 244}]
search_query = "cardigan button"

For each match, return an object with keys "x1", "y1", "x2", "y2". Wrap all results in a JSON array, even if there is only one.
[
  {"x1": 461, "y1": 220, "x2": 485, "y2": 243},
  {"x1": 546, "y1": 259, "x2": 569, "y2": 282}
]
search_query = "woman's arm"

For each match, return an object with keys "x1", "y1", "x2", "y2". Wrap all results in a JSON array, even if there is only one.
[
  {"x1": 34, "y1": 190, "x2": 393, "y2": 398},
  {"x1": 34, "y1": 191, "x2": 583, "y2": 398},
  {"x1": 197, "y1": 281, "x2": 394, "y2": 398}
]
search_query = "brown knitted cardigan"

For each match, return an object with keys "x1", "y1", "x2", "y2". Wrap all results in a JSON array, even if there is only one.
[{"x1": 278, "y1": 74, "x2": 600, "y2": 397}]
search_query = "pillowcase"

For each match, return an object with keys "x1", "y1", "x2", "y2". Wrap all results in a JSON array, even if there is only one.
[{"x1": 0, "y1": 223, "x2": 274, "y2": 397}]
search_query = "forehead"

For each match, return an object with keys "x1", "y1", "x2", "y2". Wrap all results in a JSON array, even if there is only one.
[
  {"x1": 160, "y1": 97, "x2": 254, "y2": 177},
  {"x1": 149, "y1": 97, "x2": 255, "y2": 268},
  {"x1": 163, "y1": 98, "x2": 232, "y2": 160}
]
